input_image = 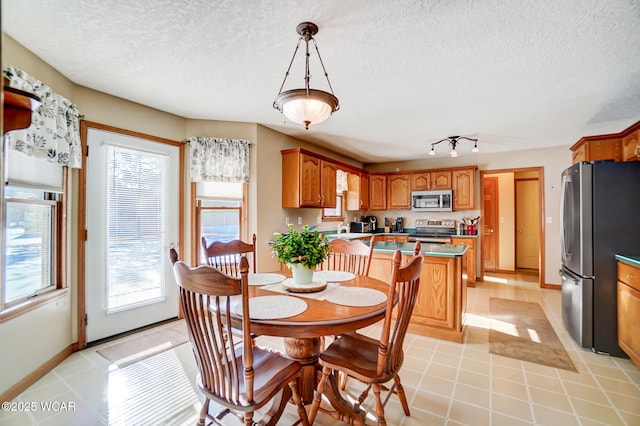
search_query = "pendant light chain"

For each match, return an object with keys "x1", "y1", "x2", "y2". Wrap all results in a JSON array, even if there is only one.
[
  {"x1": 312, "y1": 38, "x2": 337, "y2": 102},
  {"x1": 275, "y1": 37, "x2": 303, "y2": 99}
]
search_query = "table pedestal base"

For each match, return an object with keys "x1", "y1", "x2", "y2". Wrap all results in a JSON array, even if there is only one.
[
  {"x1": 284, "y1": 337, "x2": 321, "y2": 404},
  {"x1": 284, "y1": 337, "x2": 368, "y2": 425}
]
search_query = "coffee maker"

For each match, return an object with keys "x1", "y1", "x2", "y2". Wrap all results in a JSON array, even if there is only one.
[
  {"x1": 392, "y1": 217, "x2": 404, "y2": 233},
  {"x1": 362, "y1": 215, "x2": 377, "y2": 232}
]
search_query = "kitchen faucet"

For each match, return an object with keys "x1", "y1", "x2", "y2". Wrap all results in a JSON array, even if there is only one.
[{"x1": 337, "y1": 222, "x2": 350, "y2": 234}]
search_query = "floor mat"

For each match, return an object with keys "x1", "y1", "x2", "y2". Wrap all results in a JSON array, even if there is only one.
[{"x1": 489, "y1": 298, "x2": 577, "y2": 372}]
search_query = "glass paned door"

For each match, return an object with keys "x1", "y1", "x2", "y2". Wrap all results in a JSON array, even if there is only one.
[{"x1": 86, "y1": 128, "x2": 180, "y2": 342}]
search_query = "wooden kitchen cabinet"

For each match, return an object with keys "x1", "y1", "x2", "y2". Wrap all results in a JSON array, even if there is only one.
[
  {"x1": 346, "y1": 172, "x2": 369, "y2": 211},
  {"x1": 451, "y1": 237, "x2": 476, "y2": 287},
  {"x1": 387, "y1": 173, "x2": 411, "y2": 209},
  {"x1": 367, "y1": 250, "x2": 466, "y2": 342},
  {"x1": 281, "y1": 149, "x2": 336, "y2": 208},
  {"x1": 617, "y1": 260, "x2": 640, "y2": 366},
  {"x1": 412, "y1": 170, "x2": 452, "y2": 190},
  {"x1": 570, "y1": 136, "x2": 622, "y2": 163},
  {"x1": 321, "y1": 160, "x2": 337, "y2": 208},
  {"x1": 569, "y1": 120, "x2": 640, "y2": 163},
  {"x1": 622, "y1": 124, "x2": 640, "y2": 162},
  {"x1": 452, "y1": 167, "x2": 477, "y2": 210},
  {"x1": 369, "y1": 173, "x2": 387, "y2": 210}
]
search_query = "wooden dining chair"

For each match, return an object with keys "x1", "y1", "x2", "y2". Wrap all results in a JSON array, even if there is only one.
[
  {"x1": 324, "y1": 236, "x2": 375, "y2": 276},
  {"x1": 170, "y1": 248, "x2": 309, "y2": 426},
  {"x1": 201, "y1": 234, "x2": 257, "y2": 275},
  {"x1": 309, "y1": 249, "x2": 423, "y2": 425}
]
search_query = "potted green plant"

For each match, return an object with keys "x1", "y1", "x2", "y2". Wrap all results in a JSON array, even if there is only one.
[{"x1": 272, "y1": 224, "x2": 332, "y2": 284}]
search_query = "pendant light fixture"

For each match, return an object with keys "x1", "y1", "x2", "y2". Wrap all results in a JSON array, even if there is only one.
[
  {"x1": 273, "y1": 22, "x2": 340, "y2": 130},
  {"x1": 428, "y1": 136, "x2": 479, "y2": 157}
]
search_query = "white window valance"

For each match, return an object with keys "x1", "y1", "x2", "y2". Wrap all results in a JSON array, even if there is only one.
[
  {"x1": 3, "y1": 66, "x2": 82, "y2": 169},
  {"x1": 188, "y1": 137, "x2": 250, "y2": 183},
  {"x1": 336, "y1": 169, "x2": 348, "y2": 193}
]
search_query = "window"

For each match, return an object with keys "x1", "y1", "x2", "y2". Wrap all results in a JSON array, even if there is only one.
[
  {"x1": 2, "y1": 186, "x2": 59, "y2": 310},
  {"x1": 322, "y1": 193, "x2": 345, "y2": 221},
  {"x1": 195, "y1": 182, "x2": 244, "y2": 264},
  {"x1": 104, "y1": 144, "x2": 169, "y2": 312}
]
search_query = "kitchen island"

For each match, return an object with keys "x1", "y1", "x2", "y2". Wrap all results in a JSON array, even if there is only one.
[{"x1": 368, "y1": 241, "x2": 469, "y2": 343}]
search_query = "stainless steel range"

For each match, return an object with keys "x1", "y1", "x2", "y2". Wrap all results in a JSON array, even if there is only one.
[{"x1": 408, "y1": 219, "x2": 457, "y2": 243}]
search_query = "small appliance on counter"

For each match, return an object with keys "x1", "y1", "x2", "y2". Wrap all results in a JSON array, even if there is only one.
[
  {"x1": 362, "y1": 215, "x2": 378, "y2": 232},
  {"x1": 391, "y1": 217, "x2": 404, "y2": 233},
  {"x1": 349, "y1": 221, "x2": 366, "y2": 233}
]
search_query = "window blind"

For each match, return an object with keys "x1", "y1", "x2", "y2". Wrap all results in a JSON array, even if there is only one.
[
  {"x1": 196, "y1": 181, "x2": 243, "y2": 200},
  {"x1": 5, "y1": 148, "x2": 64, "y2": 193},
  {"x1": 105, "y1": 144, "x2": 168, "y2": 312}
]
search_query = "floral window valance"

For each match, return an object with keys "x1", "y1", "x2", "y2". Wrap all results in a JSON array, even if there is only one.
[
  {"x1": 188, "y1": 137, "x2": 250, "y2": 183},
  {"x1": 3, "y1": 66, "x2": 82, "y2": 169}
]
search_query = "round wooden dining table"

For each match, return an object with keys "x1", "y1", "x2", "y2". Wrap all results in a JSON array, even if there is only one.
[{"x1": 244, "y1": 270, "x2": 391, "y2": 422}]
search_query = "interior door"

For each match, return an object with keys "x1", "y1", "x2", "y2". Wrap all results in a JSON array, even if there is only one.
[
  {"x1": 515, "y1": 179, "x2": 540, "y2": 269},
  {"x1": 86, "y1": 127, "x2": 180, "y2": 342},
  {"x1": 482, "y1": 177, "x2": 498, "y2": 271}
]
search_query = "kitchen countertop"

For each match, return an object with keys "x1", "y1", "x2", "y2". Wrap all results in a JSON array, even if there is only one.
[
  {"x1": 326, "y1": 232, "x2": 373, "y2": 240},
  {"x1": 369, "y1": 241, "x2": 468, "y2": 258},
  {"x1": 615, "y1": 254, "x2": 640, "y2": 268},
  {"x1": 451, "y1": 234, "x2": 479, "y2": 239}
]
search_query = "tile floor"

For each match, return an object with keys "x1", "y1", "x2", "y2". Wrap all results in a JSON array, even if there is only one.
[{"x1": 2, "y1": 271, "x2": 639, "y2": 425}]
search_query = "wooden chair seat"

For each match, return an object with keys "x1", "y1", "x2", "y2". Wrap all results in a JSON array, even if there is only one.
[
  {"x1": 316, "y1": 332, "x2": 394, "y2": 384},
  {"x1": 199, "y1": 346, "x2": 304, "y2": 409}
]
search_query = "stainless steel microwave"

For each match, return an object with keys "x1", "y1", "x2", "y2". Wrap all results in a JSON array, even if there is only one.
[{"x1": 411, "y1": 190, "x2": 453, "y2": 212}]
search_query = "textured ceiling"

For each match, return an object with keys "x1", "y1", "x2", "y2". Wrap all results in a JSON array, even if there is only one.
[{"x1": 3, "y1": 0, "x2": 640, "y2": 163}]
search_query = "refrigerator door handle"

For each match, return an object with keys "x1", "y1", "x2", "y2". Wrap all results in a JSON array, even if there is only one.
[{"x1": 560, "y1": 173, "x2": 572, "y2": 259}]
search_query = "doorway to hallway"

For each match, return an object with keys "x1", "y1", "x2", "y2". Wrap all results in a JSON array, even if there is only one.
[{"x1": 480, "y1": 167, "x2": 544, "y2": 288}]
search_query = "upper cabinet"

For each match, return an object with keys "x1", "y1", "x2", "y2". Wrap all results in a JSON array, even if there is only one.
[
  {"x1": 622, "y1": 122, "x2": 640, "y2": 162},
  {"x1": 369, "y1": 173, "x2": 387, "y2": 210},
  {"x1": 321, "y1": 160, "x2": 337, "y2": 208},
  {"x1": 570, "y1": 136, "x2": 622, "y2": 163},
  {"x1": 412, "y1": 170, "x2": 452, "y2": 190},
  {"x1": 346, "y1": 172, "x2": 369, "y2": 211},
  {"x1": 282, "y1": 149, "x2": 337, "y2": 208},
  {"x1": 387, "y1": 173, "x2": 411, "y2": 210},
  {"x1": 281, "y1": 148, "x2": 479, "y2": 212},
  {"x1": 452, "y1": 167, "x2": 477, "y2": 211},
  {"x1": 570, "y1": 120, "x2": 640, "y2": 164}
]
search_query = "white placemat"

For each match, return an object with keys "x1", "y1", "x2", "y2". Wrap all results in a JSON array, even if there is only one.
[
  {"x1": 248, "y1": 273, "x2": 286, "y2": 286},
  {"x1": 314, "y1": 270, "x2": 356, "y2": 282},
  {"x1": 234, "y1": 295, "x2": 308, "y2": 319},
  {"x1": 325, "y1": 287, "x2": 387, "y2": 307}
]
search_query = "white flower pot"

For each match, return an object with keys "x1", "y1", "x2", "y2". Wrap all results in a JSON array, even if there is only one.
[{"x1": 290, "y1": 263, "x2": 314, "y2": 285}]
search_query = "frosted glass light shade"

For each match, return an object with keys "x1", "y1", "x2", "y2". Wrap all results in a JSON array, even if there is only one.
[{"x1": 274, "y1": 89, "x2": 339, "y2": 129}]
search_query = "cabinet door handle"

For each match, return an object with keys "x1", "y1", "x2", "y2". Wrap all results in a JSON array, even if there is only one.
[
  {"x1": 627, "y1": 273, "x2": 634, "y2": 279},
  {"x1": 634, "y1": 145, "x2": 640, "y2": 157}
]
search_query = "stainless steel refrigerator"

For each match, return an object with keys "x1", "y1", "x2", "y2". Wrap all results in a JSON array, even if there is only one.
[{"x1": 560, "y1": 160, "x2": 640, "y2": 357}]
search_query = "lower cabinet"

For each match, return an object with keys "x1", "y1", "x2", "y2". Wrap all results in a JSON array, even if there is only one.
[
  {"x1": 368, "y1": 251, "x2": 466, "y2": 342},
  {"x1": 618, "y1": 261, "x2": 640, "y2": 366},
  {"x1": 451, "y1": 237, "x2": 476, "y2": 287}
]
